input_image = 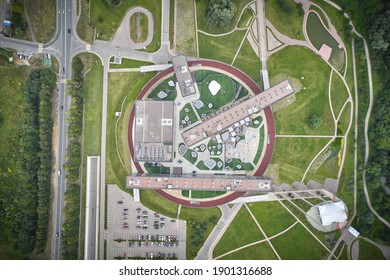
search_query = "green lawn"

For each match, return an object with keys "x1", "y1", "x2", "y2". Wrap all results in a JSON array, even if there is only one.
[
  {"x1": 196, "y1": 0, "x2": 254, "y2": 34},
  {"x1": 247, "y1": 201, "x2": 296, "y2": 237},
  {"x1": 281, "y1": 200, "x2": 341, "y2": 249},
  {"x1": 213, "y1": 206, "x2": 265, "y2": 258},
  {"x1": 106, "y1": 72, "x2": 155, "y2": 188},
  {"x1": 271, "y1": 137, "x2": 330, "y2": 185},
  {"x1": 271, "y1": 223, "x2": 329, "y2": 259},
  {"x1": 249, "y1": 116, "x2": 263, "y2": 129},
  {"x1": 253, "y1": 125, "x2": 265, "y2": 165},
  {"x1": 233, "y1": 38, "x2": 262, "y2": 85},
  {"x1": 196, "y1": 74, "x2": 237, "y2": 117},
  {"x1": 220, "y1": 242, "x2": 278, "y2": 260},
  {"x1": 25, "y1": 0, "x2": 56, "y2": 43},
  {"x1": 198, "y1": 30, "x2": 247, "y2": 64},
  {"x1": 183, "y1": 148, "x2": 198, "y2": 165},
  {"x1": 89, "y1": 0, "x2": 162, "y2": 52},
  {"x1": 179, "y1": 103, "x2": 199, "y2": 129},
  {"x1": 331, "y1": 72, "x2": 350, "y2": 118},
  {"x1": 109, "y1": 57, "x2": 154, "y2": 69},
  {"x1": 268, "y1": 46, "x2": 333, "y2": 135},
  {"x1": 237, "y1": 7, "x2": 254, "y2": 28},
  {"x1": 140, "y1": 189, "x2": 179, "y2": 218},
  {"x1": 130, "y1": 12, "x2": 148, "y2": 43},
  {"x1": 225, "y1": 158, "x2": 254, "y2": 171},
  {"x1": 79, "y1": 53, "x2": 103, "y2": 257},
  {"x1": 338, "y1": 102, "x2": 351, "y2": 133},
  {"x1": 182, "y1": 190, "x2": 226, "y2": 199},
  {"x1": 265, "y1": 0, "x2": 305, "y2": 40},
  {"x1": 176, "y1": 0, "x2": 197, "y2": 56},
  {"x1": 147, "y1": 75, "x2": 177, "y2": 101},
  {"x1": 180, "y1": 206, "x2": 221, "y2": 260},
  {"x1": 76, "y1": 0, "x2": 95, "y2": 43},
  {"x1": 358, "y1": 239, "x2": 386, "y2": 260}
]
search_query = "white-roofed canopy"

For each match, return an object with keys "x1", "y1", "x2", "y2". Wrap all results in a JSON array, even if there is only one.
[{"x1": 317, "y1": 201, "x2": 347, "y2": 226}]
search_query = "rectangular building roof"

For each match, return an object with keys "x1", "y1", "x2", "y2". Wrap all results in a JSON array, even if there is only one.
[
  {"x1": 134, "y1": 100, "x2": 174, "y2": 162},
  {"x1": 172, "y1": 55, "x2": 196, "y2": 97},
  {"x1": 126, "y1": 173, "x2": 272, "y2": 192},
  {"x1": 182, "y1": 80, "x2": 294, "y2": 147}
]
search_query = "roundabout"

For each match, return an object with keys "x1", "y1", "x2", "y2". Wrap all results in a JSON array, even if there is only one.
[{"x1": 127, "y1": 58, "x2": 282, "y2": 208}]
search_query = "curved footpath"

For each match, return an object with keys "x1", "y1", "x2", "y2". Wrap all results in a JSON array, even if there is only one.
[{"x1": 127, "y1": 59, "x2": 276, "y2": 207}]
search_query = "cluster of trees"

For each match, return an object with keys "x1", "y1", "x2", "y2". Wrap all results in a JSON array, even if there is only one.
[
  {"x1": 104, "y1": 0, "x2": 121, "y2": 6},
  {"x1": 308, "y1": 114, "x2": 323, "y2": 130},
  {"x1": 187, "y1": 216, "x2": 218, "y2": 247},
  {"x1": 11, "y1": 1, "x2": 28, "y2": 37},
  {"x1": 366, "y1": 83, "x2": 390, "y2": 221},
  {"x1": 0, "y1": 69, "x2": 56, "y2": 258},
  {"x1": 61, "y1": 57, "x2": 85, "y2": 259},
  {"x1": 276, "y1": 0, "x2": 304, "y2": 16},
  {"x1": 205, "y1": 0, "x2": 237, "y2": 28}
]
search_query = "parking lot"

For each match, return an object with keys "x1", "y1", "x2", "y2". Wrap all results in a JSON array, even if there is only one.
[{"x1": 106, "y1": 184, "x2": 187, "y2": 260}]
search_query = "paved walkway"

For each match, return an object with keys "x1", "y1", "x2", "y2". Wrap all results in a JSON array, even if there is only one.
[{"x1": 112, "y1": 7, "x2": 154, "y2": 49}]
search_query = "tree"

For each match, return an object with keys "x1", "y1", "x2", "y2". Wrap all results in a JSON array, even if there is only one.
[
  {"x1": 368, "y1": 10, "x2": 390, "y2": 53},
  {"x1": 308, "y1": 114, "x2": 323, "y2": 129},
  {"x1": 205, "y1": 0, "x2": 237, "y2": 28}
]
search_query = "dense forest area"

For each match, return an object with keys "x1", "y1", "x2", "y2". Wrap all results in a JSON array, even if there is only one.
[
  {"x1": 336, "y1": 0, "x2": 390, "y2": 238},
  {"x1": 0, "y1": 68, "x2": 56, "y2": 258}
]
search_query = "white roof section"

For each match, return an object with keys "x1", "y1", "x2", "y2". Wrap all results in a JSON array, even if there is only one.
[
  {"x1": 348, "y1": 226, "x2": 360, "y2": 238},
  {"x1": 208, "y1": 80, "x2": 221, "y2": 96},
  {"x1": 318, "y1": 201, "x2": 347, "y2": 226}
]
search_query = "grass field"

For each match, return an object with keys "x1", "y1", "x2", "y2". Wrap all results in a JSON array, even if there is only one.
[
  {"x1": 183, "y1": 148, "x2": 198, "y2": 165},
  {"x1": 180, "y1": 206, "x2": 221, "y2": 260},
  {"x1": 358, "y1": 239, "x2": 386, "y2": 260},
  {"x1": 330, "y1": 72, "x2": 350, "y2": 117},
  {"x1": 147, "y1": 75, "x2": 177, "y2": 101},
  {"x1": 268, "y1": 46, "x2": 333, "y2": 135},
  {"x1": 233, "y1": 38, "x2": 262, "y2": 85},
  {"x1": 130, "y1": 12, "x2": 148, "y2": 43},
  {"x1": 195, "y1": 0, "x2": 254, "y2": 34},
  {"x1": 253, "y1": 125, "x2": 265, "y2": 165},
  {"x1": 338, "y1": 102, "x2": 351, "y2": 133},
  {"x1": 281, "y1": 200, "x2": 340, "y2": 249},
  {"x1": 78, "y1": 53, "x2": 103, "y2": 257},
  {"x1": 106, "y1": 72, "x2": 155, "y2": 188},
  {"x1": 270, "y1": 137, "x2": 330, "y2": 185},
  {"x1": 213, "y1": 206, "x2": 265, "y2": 257},
  {"x1": 109, "y1": 57, "x2": 154, "y2": 69},
  {"x1": 196, "y1": 74, "x2": 237, "y2": 116},
  {"x1": 77, "y1": 0, "x2": 95, "y2": 43},
  {"x1": 25, "y1": 0, "x2": 56, "y2": 43},
  {"x1": 220, "y1": 241, "x2": 278, "y2": 260},
  {"x1": 247, "y1": 202, "x2": 296, "y2": 237},
  {"x1": 237, "y1": 7, "x2": 254, "y2": 29},
  {"x1": 271, "y1": 223, "x2": 329, "y2": 259},
  {"x1": 179, "y1": 103, "x2": 199, "y2": 129},
  {"x1": 225, "y1": 158, "x2": 254, "y2": 171},
  {"x1": 198, "y1": 30, "x2": 247, "y2": 64},
  {"x1": 176, "y1": 0, "x2": 197, "y2": 56},
  {"x1": 271, "y1": 224, "x2": 327, "y2": 260},
  {"x1": 182, "y1": 190, "x2": 226, "y2": 199},
  {"x1": 265, "y1": 0, "x2": 305, "y2": 40}
]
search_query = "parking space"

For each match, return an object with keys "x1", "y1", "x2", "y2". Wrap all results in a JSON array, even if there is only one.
[{"x1": 106, "y1": 185, "x2": 186, "y2": 260}]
